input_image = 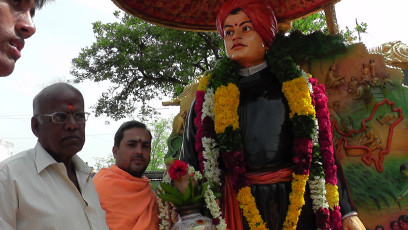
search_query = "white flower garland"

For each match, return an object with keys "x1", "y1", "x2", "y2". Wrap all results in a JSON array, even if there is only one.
[
  {"x1": 157, "y1": 187, "x2": 171, "y2": 230},
  {"x1": 204, "y1": 185, "x2": 227, "y2": 230},
  {"x1": 300, "y1": 68, "x2": 313, "y2": 94},
  {"x1": 202, "y1": 88, "x2": 215, "y2": 120},
  {"x1": 200, "y1": 84, "x2": 226, "y2": 229},
  {"x1": 307, "y1": 75, "x2": 330, "y2": 217},
  {"x1": 202, "y1": 137, "x2": 221, "y2": 185},
  {"x1": 308, "y1": 176, "x2": 329, "y2": 211}
]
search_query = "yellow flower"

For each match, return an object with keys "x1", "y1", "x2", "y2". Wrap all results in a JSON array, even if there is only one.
[
  {"x1": 214, "y1": 83, "x2": 240, "y2": 134},
  {"x1": 325, "y1": 183, "x2": 340, "y2": 209},
  {"x1": 237, "y1": 186, "x2": 268, "y2": 230},
  {"x1": 282, "y1": 77, "x2": 315, "y2": 118},
  {"x1": 197, "y1": 75, "x2": 211, "y2": 91},
  {"x1": 282, "y1": 173, "x2": 308, "y2": 230}
]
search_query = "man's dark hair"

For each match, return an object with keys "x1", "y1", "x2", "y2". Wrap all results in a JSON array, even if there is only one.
[
  {"x1": 114, "y1": 120, "x2": 152, "y2": 147},
  {"x1": 399, "y1": 215, "x2": 408, "y2": 223},
  {"x1": 374, "y1": 225, "x2": 384, "y2": 230},
  {"x1": 35, "y1": 0, "x2": 52, "y2": 9}
]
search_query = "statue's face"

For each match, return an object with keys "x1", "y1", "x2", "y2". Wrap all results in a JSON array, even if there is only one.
[{"x1": 223, "y1": 10, "x2": 268, "y2": 68}]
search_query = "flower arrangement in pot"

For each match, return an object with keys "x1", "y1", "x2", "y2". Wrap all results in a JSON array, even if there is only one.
[
  {"x1": 157, "y1": 160, "x2": 219, "y2": 229},
  {"x1": 158, "y1": 159, "x2": 208, "y2": 209}
]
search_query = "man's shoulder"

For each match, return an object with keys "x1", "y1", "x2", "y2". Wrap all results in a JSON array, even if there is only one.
[
  {"x1": 93, "y1": 167, "x2": 114, "y2": 186},
  {"x1": 0, "y1": 149, "x2": 35, "y2": 183},
  {"x1": 0, "y1": 149, "x2": 34, "y2": 170}
]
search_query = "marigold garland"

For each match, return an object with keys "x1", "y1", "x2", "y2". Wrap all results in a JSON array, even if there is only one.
[
  {"x1": 190, "y1": 50, "x2": 342, "y2": 230},
  {"x1": 213, "y1": 83, "x2": 240, "y2": 134},
  {"x1": 282, "y1": 77, "x2": 315, "y2": 118},
  {"x1": 198, "y1": 75, "x2": 211, "y2": 91},
  {"x1": 237, "y1": 186, "x2": 268, "y2": 230},
  {"x1": 325, "y1": 183, "x2": 340, "y2": 208},
  {"x1": 283, "y1": 173, "x2": 308, "y2": 230}
]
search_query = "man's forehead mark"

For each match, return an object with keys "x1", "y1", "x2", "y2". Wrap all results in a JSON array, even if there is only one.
[
  {"x1": 68, "y1": 104, "x2": 74, "y2": 110},
  {"x1": 127, "y1": 136, "x2": 148, "y2": 142}
]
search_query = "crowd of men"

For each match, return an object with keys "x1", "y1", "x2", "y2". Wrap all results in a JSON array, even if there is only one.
[{"x1": 0, "y1": 1, "x2": 158, "y2": 229}]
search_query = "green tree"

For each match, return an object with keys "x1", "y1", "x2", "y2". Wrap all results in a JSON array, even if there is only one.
[
  {"x1": 71, "y1": 11, "x2": 223, "y2": 120},
  {"x1": 291, "y1": 12, "x2": 328, "y2": 34},
  {"x1": 291, "y1": 12, "x2": 367, "y2": 44},
  {"x1": 147, "y1": 118, "x2": 171, "y2": 171}
]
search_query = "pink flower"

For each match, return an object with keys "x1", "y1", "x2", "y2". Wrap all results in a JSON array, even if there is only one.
[
  {"x1": 195, "y1": 128, "x2": 204, "y2": 153},
  {"x1": 316, "y1": 208, "x2": 330, "y2": 230},
  {"x1": 212, "y1": 218, "x2": 220, "y2": 225},
  {"x1": 222, "y1": 150, "x2": 248, "y2": 190},
  {"x1": 194, "y1": 91, "x2": 205, "y2": 128},
  {"x1": 168, "y1": 160, "x2": 189, "y2": 181},
  {"x1": 309, "y1": 77, "x2": 317, "y2": 85},
  {"x1": 292, "y1": 138, "x2": 313, "y2": 175},
  {"x1": 330, "y1": 206, "x2": 342, "y2": 230}
]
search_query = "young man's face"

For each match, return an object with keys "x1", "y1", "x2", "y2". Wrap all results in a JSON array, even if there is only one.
[
  {"x1": 223, "y1": 10, "x2": 268, "y2": 68},
  {"x1": 0, "y1": 0, "x2": 36, "y2": 77},
  {"x1": 113, "y1": 127, "x2": 151, "y2": 178}
]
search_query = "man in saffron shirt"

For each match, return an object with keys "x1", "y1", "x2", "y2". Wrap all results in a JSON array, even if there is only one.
[{"x1": 93, "y1": 120, "x2": 158, "y2": 230}]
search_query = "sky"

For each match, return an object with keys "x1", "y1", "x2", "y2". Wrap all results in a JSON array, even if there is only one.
[{"x1": 0, "y1": 0, "x2": 406, "y2": 167}]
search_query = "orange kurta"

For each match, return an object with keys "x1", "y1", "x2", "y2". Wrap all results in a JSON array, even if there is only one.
[{"x1": 93, "y1": 165, "x2": 158, "y2": 230}]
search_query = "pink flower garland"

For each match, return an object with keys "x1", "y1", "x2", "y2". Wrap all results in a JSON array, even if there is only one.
[
  {"x1": 310, "y1": 78, "x2": 342, "y2": 230},
  {"x1": 292, "y1": 138, "x2": 313, "y2": 175},
  {"x1": 194, "y1": 90, "x2": 206, "y2": 173}
]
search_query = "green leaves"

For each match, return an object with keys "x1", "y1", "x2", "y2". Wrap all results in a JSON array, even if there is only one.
[
  {"x1": 291, "y1": 11, "x2": 368, "y2": 44},
  {"x1": 157, "y1": 179, "x2": 209, "y2": 207},
  {"x1": 157, "y1": 193, "x2": 184, "y2": 207},
  {"x1": 71, "y1": 12, "x2": 224, "y2": 119},
  {"x1": 291, "y1": 12, "x2": 328, "y2": 34}
]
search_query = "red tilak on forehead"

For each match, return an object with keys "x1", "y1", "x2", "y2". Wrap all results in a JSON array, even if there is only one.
[
  {"x1": 235, "y1": 23, "x2": 237, "y2": 26},
  {"x1": 68, "y1": 104, "x2": 74, "y2": 110}
]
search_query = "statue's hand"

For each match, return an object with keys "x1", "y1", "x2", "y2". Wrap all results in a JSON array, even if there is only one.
[{"x1": 342, "y1": 215, "x2": 365, "y2": 230}]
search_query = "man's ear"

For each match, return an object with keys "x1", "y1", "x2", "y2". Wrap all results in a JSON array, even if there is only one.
[
  {"x1": 31, "y1": 117, "x2": 40, "y2": 138},
  {"x1": 112, "y1": 146, "x2": 118, "y2": 159}
]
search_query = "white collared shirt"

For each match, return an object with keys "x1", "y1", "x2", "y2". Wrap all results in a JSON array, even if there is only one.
[
  {"x1": 0, "y1": 142, "x2": 109, "y2": 230},
  {"x1": 238, "y1": 61, "x2": 268, "y2": 76}
]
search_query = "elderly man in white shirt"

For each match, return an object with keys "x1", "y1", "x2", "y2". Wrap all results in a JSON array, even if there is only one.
[{"x1": 0, "y1": 83, "x2": 108, "y2": 230}]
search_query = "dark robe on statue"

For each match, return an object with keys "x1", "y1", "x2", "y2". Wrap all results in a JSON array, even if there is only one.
[{"x1": 180, "y1": 64, "x2": 355, "y2": 230}]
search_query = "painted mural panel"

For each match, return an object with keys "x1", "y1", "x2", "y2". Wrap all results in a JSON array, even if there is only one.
[{"x1": 301, "y1": 43, "x2": 408, "y2": 229}]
